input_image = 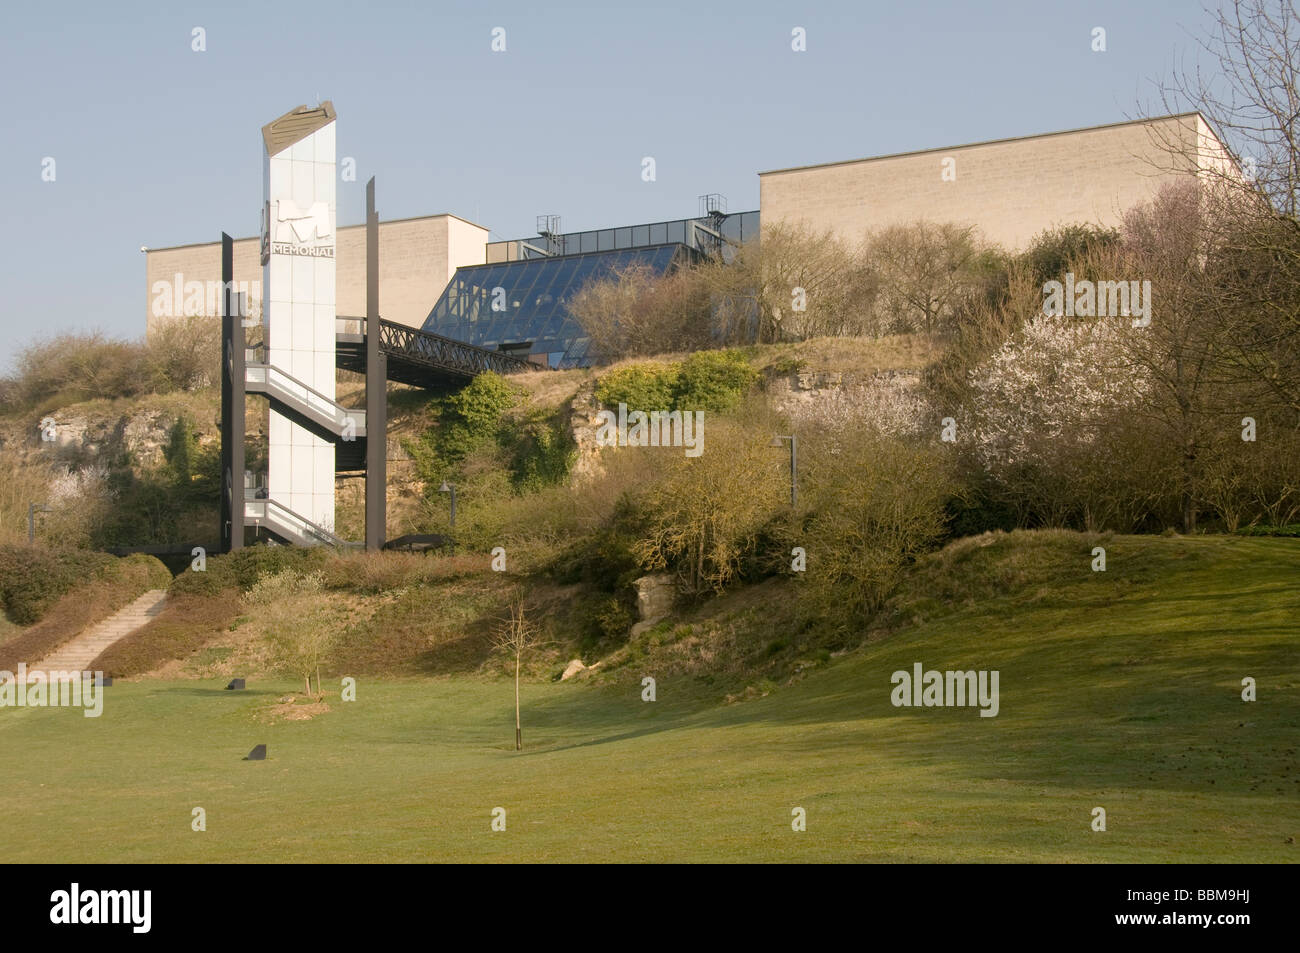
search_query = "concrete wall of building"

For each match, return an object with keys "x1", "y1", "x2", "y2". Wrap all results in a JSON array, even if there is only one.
[
  {"x1": 145, "y1": 213, "x2": 488, "y2": 337},
  {"x1": 758, "y1": 114, "x2": 1212, "y2": 252},
  {"x1": 146, "y1": 237, "x2": 262, "y2": 336},
  {"x1": 446, "y1": 216, "x2": 491, "y2": 293}
]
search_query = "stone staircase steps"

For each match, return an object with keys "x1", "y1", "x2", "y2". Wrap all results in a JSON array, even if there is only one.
[{"x1": 29, "y1": 589, "x2": 169, "y2": 675}]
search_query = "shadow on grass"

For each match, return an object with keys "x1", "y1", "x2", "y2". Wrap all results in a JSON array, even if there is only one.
[{"x1": 146, "y1": 686, "x2": 283, "y2": 698}]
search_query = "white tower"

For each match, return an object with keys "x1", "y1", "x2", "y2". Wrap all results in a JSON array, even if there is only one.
[{"x1": 260, "y1": 103, "x2": 338, "y2": 531}]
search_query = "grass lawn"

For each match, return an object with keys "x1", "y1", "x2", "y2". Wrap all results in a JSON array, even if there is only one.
[{"x1": 1, "y1": 535, "x2": 1296, "y2": 862}]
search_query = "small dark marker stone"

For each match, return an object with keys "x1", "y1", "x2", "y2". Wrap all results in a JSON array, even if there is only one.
[{"x1": 245, "y1": 744, "x2": 266, "y2": 761}]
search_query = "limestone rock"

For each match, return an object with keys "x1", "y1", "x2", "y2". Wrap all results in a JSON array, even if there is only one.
[{"x1": 633, "y1": 574, "x2": 674, "y2": 622}]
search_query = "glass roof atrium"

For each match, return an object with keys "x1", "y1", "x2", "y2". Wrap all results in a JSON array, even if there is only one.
[{"x1": 423, "y1": 210, "x2": 759, "y2": 369}]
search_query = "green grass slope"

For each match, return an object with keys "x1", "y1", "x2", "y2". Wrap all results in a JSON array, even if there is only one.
[{"x1": 0, "y1": 533, "x2": 1295, "y2": 862}]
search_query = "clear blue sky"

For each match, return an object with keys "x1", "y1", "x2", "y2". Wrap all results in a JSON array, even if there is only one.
[{"x1": 0, "y1": 0, "x2": 1217, "y2": 365}]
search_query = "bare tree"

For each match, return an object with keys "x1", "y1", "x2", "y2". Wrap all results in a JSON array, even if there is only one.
[
  {"x1": 1143, "y1": 2, "x2": 1300, "y2": 417},
  {"x1": 751, "y1": 222, "x2": 874, "y2": 341},
  {"x1": 569, "y1": 262, "x2": 714, "y2": 362},
  {"x1": 491, "y1": 594, "x2": 542, "y2": 751},
  {"x1": 1158, "y1": 0, "x2": 1300, "y2": 215},
  {"x1": 867, "y1": 222, "x2": 995, "y2": 335},
  {"x1": 1100, "y1": 183, "x2": 1245, "y2": 533},
  {"x1": 245, "y1": 570, "x2": 338, "y2": 696}
]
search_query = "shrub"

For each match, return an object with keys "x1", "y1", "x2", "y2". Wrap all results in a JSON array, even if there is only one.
[
  {"x1": 964, "y1": 316, "x2": 1168, "y2": 531},
  {"x1": 631, "y1": 420, "x2": 786, "y2": 594},
  {"x1": 674, "y1": 351, "x2": 759, "y2": 411},
  {"x1": 0, "y1": 333, "x2": 148, "y2": 415},
  {"x1": 440, "y1": 373, "x2": 519, "y2": 461},
  {"x1": 0, "y1": 544, "x2": 117, "y2": 625},
  {"x1": 144, "y1": 315, "x2": 220, "y2": 392},
  {"x1": 405, "y1": 373, "x2": 530, "y2": 495},
  {"x1": 244, "y1": 570, "x2": 341, "y2": 693},
  {"x1": 506, "y1": 405, "x2": 577, "y2": 491},
  {"x1": 594, "y1": 362, "x2": 680, "y2": 410},
  {"x1": 549, "y1": 498, "x2": 647, "y2": 591},
  {"x1": 0, "y1": 552, "x2": 170, "y2": 670},
  {"x1": 170, "y1": 545, "x2": 327, "y2": 597},
  {"x1": 800, "y1": 433, "x2": 954, "y2": 626},
  {"x1": 594, "y1": 351, "x2": 757, "y2": 413},
  {"x1": 569, "y1": 262, "x2": 716, "y2": 361},
  {"x1": 1019, "y1": 223, "x2": 1121, "y2": 286}
]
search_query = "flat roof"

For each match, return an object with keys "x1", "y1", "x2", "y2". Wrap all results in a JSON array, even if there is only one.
[
  {"x1": 145, "y1": 212, "x2": 487, "y2": 254},
  {"x1": 757, "y1": 112, "x2": 1207, "y2": 176},
  {"x1": 490, "y1": 209, "x2": 759, "y2": 248}
]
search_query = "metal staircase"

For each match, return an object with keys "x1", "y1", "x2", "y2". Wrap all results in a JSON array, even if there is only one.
[
  {"x1": 245, "y1": 362, "x2": 365, "y2": 439},
  {"x1": 244, "y1": 496, "x2": 355, "y2": 548},
  {"x1": 241, "y1": 361, "x2": 367, "y2": 546},
  {"x1": 244, "y1": 361, "x2": 368, "y2": 472}
]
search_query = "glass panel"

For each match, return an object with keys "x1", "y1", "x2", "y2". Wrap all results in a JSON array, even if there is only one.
[
  {"x1": 597, "y1": 229, "x2": 614, "y2": 251},
  {"x1": 666, "y1": 221, "x2": 685, "y2": 244},
  {"x1": 649, "y1": 223, "x2": 667, "y2": 245},
  {"x1": 614, "y1": 227, "x2": 631, "y2": 248},
  {"x1": 632, "y1": 225, "x2": 649, "y2": 246},
  {"x1": 423, "y1": 246, "x2": 686, "y2": 367}
]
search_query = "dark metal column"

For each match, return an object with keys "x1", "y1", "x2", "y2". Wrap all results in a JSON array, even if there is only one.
[
  {"x1": 220, "y1": 232, "x2": 245, "y2": 553},
  {"x1": 364, "y1": 178, "x2": 387, "y2": 551}
]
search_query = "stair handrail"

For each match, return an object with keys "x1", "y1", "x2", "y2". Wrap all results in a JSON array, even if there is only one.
[
  {"x1": 244, "y1": 497, "x2": 357, "y2": 549},
  {"x1": 246, "y1": 362, "x2": 365, "y2": 434}
]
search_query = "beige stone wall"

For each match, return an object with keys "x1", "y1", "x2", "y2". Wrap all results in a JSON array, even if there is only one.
[
  {"x1": 145, "y1": 237, "x2": 262, "y2": 337},
  {"x1": 145, "y1": 214, "x2": 488, "y2": 337},
  {"x1": 758, "y1": 114, "x2": 1211, "y2": 252}
]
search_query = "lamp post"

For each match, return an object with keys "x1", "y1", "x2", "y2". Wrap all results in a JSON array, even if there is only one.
[
  {"x1": 439, "y1": 481, "x2": 457, "y2": 554},
  {"x1": 438, "y1": 481, "x2": 457, "y2": 528},
  {"x1": 28, "y1": 503, "x2": 52, "y2": 544},
  {"x1": 769, "y1": 435, "x2": 797, "y2": 508}
]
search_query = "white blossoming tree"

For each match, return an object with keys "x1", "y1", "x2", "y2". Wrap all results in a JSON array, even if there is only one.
[{"x1": 965, "y1": 315, "x2": 1169, "y2": 530}]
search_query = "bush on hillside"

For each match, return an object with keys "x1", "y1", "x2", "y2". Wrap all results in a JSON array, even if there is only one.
[
  {"x1": 800, "y1": 432, "x2": 955, "y2": 627},
  {"x1": 594, "y1": 351, "x2": 757, "y2": 413},
  {"x1": 631, "y1": 420, "x2": 786, "y2": 594},
  {"x1": 406, "y1": 373, "x2": 577, "y2": 511},
  {"x1": 1018, "y1": 223, "x2": 1121, "y2": 286},
  {"x1": 0, "y1": 547, "x2": 168, "y2": 634},
  {"x1": 0, "y1": 324, "x2": 219, "y2": 415},
  {"x1": 170, "y1": 545, "x2": 327, "y2": 597},
  {"x1": 674, "y1": 351, "x2": 759, "y2": 411},
  {"x1": 507, "y1": 405, "x2": 577, "y2": 491},
  {"x1": 594, "y1": 362, "x2": 680, "y2": 410},
  {"x1": 144, "y1": 315, "x2": 220, "y2": 392},
  {"x1": 436, "y1": 373, "x2": 520, "y2": 466},
  {"x1": 569, "y1": 262, "x2": 716, "y2": 361},
  {"x1": 0, "y1": 544, "x2": 118, "y2": 625}
]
